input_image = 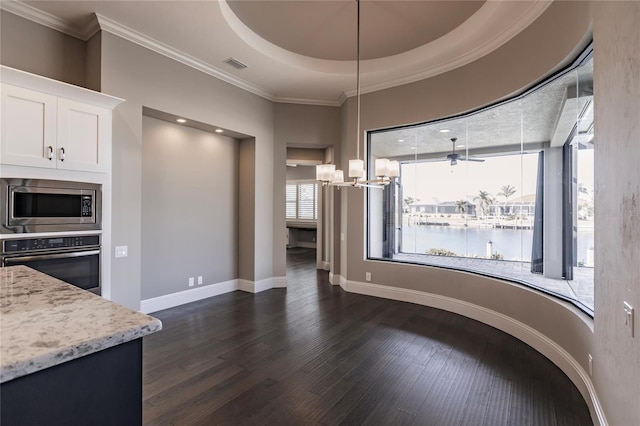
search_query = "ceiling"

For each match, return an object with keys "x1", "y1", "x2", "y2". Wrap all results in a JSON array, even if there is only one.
[
  {"x1": 4, "y1": 0, "x2": 552, "y2": 105},
  {"x1": 371, "y1": 57, "x2": 594, "y2": 158},
  {"x1": 3, "y1": 0, "x2": 592, "y2": 157}
]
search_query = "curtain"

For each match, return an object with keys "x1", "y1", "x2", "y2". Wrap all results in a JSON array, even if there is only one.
[{"x1": 531, "y1": 151, "x2": 544, "y2": 274}]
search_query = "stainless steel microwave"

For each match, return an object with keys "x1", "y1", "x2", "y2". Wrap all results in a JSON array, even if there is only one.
[{"x1": 1, "y1": 178, "x2": 101, "y2": 233}]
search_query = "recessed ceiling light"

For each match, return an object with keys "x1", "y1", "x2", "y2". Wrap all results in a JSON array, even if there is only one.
[
  {"x1": 398, "y1": 139, "x2": 404, "y2": 142},
  {"x1": 176, "y1": 118, "x2": 187, "y2": 123},
  {"x1": 410, "y1": 147, "x2": 416, "y2": 150},
  {"x1": 215, "y1": 129, "x2": 224, "y2": 133},
  {"x1": 458, "y1": 144, "x2": 465, "y2": 148},
  {"x1": 439, "y1": 129, "x2": 450, "y2": 133}
]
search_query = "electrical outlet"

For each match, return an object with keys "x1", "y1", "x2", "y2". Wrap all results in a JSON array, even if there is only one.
[
  {"x1": 198, "y1": 276, "x2": 203, "y2": 285},
  {"x1": 588, "y1": 354, "x2": 593, "y2": 376},
  {"x1": 188, "y1": 277, "x2": 194, "y2": 287},
  {"x1": 365, "y1": 272, "x2": 371, "y2": 281},
  {"x1": 624, "y1": 302, "x2": 634, "y2": 337},
  {"x1": 115, "y1": 246, "x2": 128, "y2": 258}
]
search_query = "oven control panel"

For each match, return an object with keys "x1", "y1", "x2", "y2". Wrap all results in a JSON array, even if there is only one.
[
  {"x1": 81, "y1": 195, "x2": 93, "y2": 217},
  {"x1": 2, "y1": 235, "x2": 100, "y2": 253}
]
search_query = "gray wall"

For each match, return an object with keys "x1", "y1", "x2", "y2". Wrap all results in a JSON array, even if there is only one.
[
  {"x1": 286, "y1": 165, "x2": 315, "y2": 181},
  {"x1": 0, "y1": 10, "x2": 87, "y2": 87},
  {"x1": 593, "y1": 2, "x2": 640, "y2": 424},
  {"x1": 141, "y1": 116, "x2": 238, "y2": 299},
  {"x1": 334, "y1": 1, "x2": 638, "y2": 423},
  {"x1": 85, "y1": 32, "x2": 102, "y2": 92},
  {"x1": 274, "y1": 103, "x2": 341, "y2": 273},
  {"x1": 287, "y1": 147, "x2": 325, "y2": 163},
  {"x1": 97, "y1": 32, "x2": 275, "y2": 306},
  {"x1": 3, "y1": 3, "x2": 639, "y2": 423},
  {"x1": 339, "y1": 0, "x2": 592, "y2": 324},
  {"x1": 238, "y1": 138, "x2": 256, "y2": 281}
]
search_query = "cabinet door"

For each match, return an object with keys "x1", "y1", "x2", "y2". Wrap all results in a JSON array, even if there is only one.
[
  {"x1": 57, "y1": 98, "x2": 110, "y2": 173},
  {"x1": 1, "y1": 84, "x2": 57, "y2": 168}
]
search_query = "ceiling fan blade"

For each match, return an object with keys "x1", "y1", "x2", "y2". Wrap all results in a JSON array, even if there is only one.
[{"x1": 460, "y1": 157, "x2": 485, "y2": 162}]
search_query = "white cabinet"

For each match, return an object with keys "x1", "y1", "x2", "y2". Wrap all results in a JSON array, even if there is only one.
[
  {"x1": 1, "y1": 84, "x2": 111, "y2": 173},
  {"x1": 1, "y1": 67, "x2": 122, "y2": 174},
  {"x1": 1, "y1": 84, "x2": 58, "y2": 169},
  {"x1": 56, "y1": 98, "x2": 111, "y2": 173}
]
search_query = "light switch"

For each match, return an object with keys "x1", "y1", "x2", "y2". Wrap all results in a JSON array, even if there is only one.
[
  {"x1": 115, "y1": 246, "x2": 128, "y2": 258},
  {"x1": 624, "y1": 302, "x2": 634, "y2": 337}
]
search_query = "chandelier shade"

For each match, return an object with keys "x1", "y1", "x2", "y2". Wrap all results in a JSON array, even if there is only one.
[{"x1": 316, "y1": 0, "x2": 399, "y2": 189}]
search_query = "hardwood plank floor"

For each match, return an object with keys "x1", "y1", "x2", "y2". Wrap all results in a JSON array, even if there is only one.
[{"x1": 143, "y1": 248, "x2": 593, "y2": 425}]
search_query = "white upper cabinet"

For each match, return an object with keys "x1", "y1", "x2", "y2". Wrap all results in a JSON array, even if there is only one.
[
  {"x1": 0, "y1": 66, "x2": 123, "y2": 174},
  {"x1": 57, "y1": 98, "x2": 111, "y2": 173},
  {"x1": 1, "y1": 84, "x2": 58, "y2": 169}
]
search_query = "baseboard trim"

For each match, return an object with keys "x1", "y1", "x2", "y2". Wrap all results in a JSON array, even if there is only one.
[
  {"x1": 329, "y1": 272, "x2": 343, "y2": 286},
  {"x1": 238, "y1": 277, "x2": 279, "y2": 293},
  {"x1": 319, "y1": 261, "x2": 331, "y2": 271},
  {"x1": 140, "y1": 279, "x2": 238, "y2": 314},
  {"x1": 342, "y1": 279, "x2": 607, "y2": 426},
  {"x1": 238, "y1": 279, "x2": 254, "y2": 293},
  {"x1": 292, "y1": 242, "x2": 316, "y2": 249},
  {"x1": 141, "y1": 275, "x2": 287, "y2": 312},
  {"x1": 273, "y1": 276, "x2": 287, "y2": 288}
]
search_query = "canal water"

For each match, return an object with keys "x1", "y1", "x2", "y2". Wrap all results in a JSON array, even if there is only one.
[{"x1": 401, "y1": 225, "x2": 595, "y2": 263}]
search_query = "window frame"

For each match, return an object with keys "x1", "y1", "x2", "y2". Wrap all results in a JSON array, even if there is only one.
[{"x1": 365, "y1": 42, "x2": 594, "y2": 317}]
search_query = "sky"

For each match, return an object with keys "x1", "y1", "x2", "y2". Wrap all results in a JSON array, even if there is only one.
[{"x1": 401, "y1": 150, "x2": 594, "y2": 204}]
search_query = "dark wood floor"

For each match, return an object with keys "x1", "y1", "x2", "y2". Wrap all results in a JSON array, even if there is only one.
[{"x1": 142, "y1": 248, "x2": 592, "y2": 425}]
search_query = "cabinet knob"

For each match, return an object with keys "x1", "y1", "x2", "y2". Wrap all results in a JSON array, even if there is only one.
[
  {"x1": 59, "y1": 147, "x2": 65, "y2": 161},
  {"x1": 47, "y1": 146, "x2": 53, "y2": 160}
]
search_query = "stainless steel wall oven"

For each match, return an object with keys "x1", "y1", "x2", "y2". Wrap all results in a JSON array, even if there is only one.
[
  {"x1": 1, "y1": 235, "x2": 101, "y2": 294},
  {"x1": 1, "y1": 178, "x2": 101, "y2": 234}
]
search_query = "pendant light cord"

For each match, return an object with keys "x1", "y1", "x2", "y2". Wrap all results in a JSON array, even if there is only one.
[{"x1": 356, "y1": 0, "x2": 361, "y2": 162}]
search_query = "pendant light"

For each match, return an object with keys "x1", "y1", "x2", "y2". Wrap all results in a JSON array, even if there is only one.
[{"x1": 317, "y1": 0, "x2": 399, "y2": 188}]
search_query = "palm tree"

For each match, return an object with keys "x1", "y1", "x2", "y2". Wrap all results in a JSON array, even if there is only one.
[
  {"x1": 474, "y1": 190, "x2": 494, "y2": 217},
  {"x1": 497, "y1": 185, "x2": 516, "y2": 216},
  {"x1": 498, "y1": 184, "x2": 516, "y2": 200},
  {"x1": 455, "y1": 199, "x2": 468, "y2": 215},
  {"x1": 403, "y1": 196, "x2": 419, "y2": 213}
]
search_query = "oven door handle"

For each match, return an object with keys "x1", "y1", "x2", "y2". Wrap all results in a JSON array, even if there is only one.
[{"x1": 3, "y1": 250, "x2": 101, "y2": 264}]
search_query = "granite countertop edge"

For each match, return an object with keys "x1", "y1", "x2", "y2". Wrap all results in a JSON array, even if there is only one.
[
  {"x1": 1, "y1": 266, "x2": 163, "y2": 384},
  {"x1": 0, "y1": 318, "x2": 162, "y2": 383}
]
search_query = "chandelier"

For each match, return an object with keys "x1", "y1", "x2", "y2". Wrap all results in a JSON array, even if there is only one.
[{"x1": 316, "y1": 0, "x2": 399, "y2": 189}]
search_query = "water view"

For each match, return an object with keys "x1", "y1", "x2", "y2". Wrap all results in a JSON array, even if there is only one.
[{"x1": 401, "y1": 225, "x2": 595, "y2": 265}]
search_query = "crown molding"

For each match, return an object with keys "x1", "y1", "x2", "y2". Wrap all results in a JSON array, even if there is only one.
[
  {"x1": 94, "y1": 14, "x2": 280, "y2": 103},
  {"x1": 1, "y1": 0, "x2": 552, "y2": 108},
  {"x1": 273, "y1": 96, "x2": 341, "y2": 107},
  {"x1": 343, "y1": 1, "x2": 552, "y2": 98},
  {"x1": 0, "y1": 0, "x2": 99, "y2": 40}
]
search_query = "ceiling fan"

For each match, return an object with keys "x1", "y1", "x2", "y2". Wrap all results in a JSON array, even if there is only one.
[{"x1": 444, "y1": 137, "x2": 485, "y2": 166}]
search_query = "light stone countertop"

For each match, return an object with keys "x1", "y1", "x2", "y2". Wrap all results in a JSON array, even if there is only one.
[{"x1": 0, "y1": 265, "x2": 162, "y2": 383}]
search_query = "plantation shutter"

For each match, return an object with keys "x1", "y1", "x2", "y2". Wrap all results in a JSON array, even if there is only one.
[
  {"x1": 297, "y1": 183, "x2": 317, "y2": 220},
  {"x1": 286, "y1": 181, "x2": 318, "y2": 221},
  {"x1": 286, "y1": 184, "x2": 297, "y2": 219}
]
